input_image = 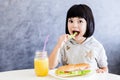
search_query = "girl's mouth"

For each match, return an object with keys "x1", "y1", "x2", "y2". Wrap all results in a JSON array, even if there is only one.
[{"x1": 72, "y1": 31, "x2": 80, "y2": 37}]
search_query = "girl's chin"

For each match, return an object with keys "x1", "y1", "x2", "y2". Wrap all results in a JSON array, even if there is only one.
[
  {"x1": 74, "y1": 36, "x2": 83, "y2": 40},
  {"x1": 74, "y1": 37, "x2": 79, "y2": 40}
]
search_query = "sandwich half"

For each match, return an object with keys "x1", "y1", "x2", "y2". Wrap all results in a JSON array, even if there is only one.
[{"x1": 55, "y1": 63, "x2": 91, "y2": 77}]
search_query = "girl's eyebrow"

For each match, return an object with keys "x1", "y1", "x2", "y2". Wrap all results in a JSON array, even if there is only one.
[
  {"x1": 68, "y1": 18, "x2": 72, "y2": 21},
  {"x1": 68, "y1": 18, "x2": 72, "y2": 19},
  {"x1": 68, "y1": 18, "x2": 83, "y2": 20}
]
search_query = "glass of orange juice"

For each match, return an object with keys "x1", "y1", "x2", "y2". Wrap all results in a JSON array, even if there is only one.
[{"x1": 34, "y1": 51, "x2": 49, "y2": 76}]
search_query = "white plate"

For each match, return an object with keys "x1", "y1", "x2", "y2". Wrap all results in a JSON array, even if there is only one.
[{"x1": 49, "y1": 69, "x2": 96, "y2": 80}]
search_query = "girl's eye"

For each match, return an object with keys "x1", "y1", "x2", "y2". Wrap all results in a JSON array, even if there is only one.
[
  {"x1": 79, "y1": 20, "x2": 83, "y2": 23},
  {"x1": 68, "y1": 20, "x2": 73, "y2": 23}
]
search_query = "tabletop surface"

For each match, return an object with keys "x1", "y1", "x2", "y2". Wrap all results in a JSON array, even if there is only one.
[{"x1": 0, "y1": 69, "x2": 120, "y2": 80}]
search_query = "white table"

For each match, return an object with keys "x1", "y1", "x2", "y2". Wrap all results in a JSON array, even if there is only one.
[{"x1": 0, "y1": 69, "x2": 120, "y2": 80}]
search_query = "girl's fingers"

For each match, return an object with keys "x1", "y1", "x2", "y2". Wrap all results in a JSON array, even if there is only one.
[
  {"x1": 96, "y1": 69, "x2": 104, "y2": 73},
  {"x1": 64, "y1": 34, "x2": 69, "y2": 42}
]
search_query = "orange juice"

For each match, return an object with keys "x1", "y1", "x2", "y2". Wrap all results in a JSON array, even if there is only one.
[
  {"x1": 34, "y1": 51, "x2": 49, "y2": 76},
  {"x1": 34, "y1": 58, "x2": 49, "y2": 76}
]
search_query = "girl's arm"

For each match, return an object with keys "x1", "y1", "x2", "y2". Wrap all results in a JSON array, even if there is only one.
[
  {"x1": 96, "y1": 45, "x2": 108, "y2": 73},
  {"x1": 49, "y1": 34, "x2": 68, "y2": 69},
  {"x1": 49, "y1": 43, "x2": 61, "y2": 69}
]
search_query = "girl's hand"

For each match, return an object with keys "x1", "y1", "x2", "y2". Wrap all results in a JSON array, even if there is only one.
[
  {"x1": 57, "y1": 34, "x2": 69, "y2": 47},
  {"x1": 96, "y1": 69, "x2": 105, "y2": 73},
  {"x1": 96, "y1": 67, "x2": 108, "y2": 73}
]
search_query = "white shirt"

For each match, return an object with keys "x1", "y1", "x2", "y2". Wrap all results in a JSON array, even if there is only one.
[{"x1": 57, "y1": 36, "x2": 108, "y2": 70}]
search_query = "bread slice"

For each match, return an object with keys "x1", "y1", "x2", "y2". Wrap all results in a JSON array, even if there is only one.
[{"x1": 57, "y1": 63, "x2": 90, "y2": 71}]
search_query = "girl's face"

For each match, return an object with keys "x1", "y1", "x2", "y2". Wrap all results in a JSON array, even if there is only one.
[{"x1": 68, "y1": 17, "x2": 87, "y2": 40}]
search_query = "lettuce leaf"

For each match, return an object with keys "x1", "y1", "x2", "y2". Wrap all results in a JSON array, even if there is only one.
[{"x1": 55, "y1": 70, "x2": 91, "y2": 76}]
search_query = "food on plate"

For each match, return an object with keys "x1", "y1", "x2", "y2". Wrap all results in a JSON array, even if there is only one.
[{"x1": 55, "y1": 63, "x2": 91, "y2": 77}]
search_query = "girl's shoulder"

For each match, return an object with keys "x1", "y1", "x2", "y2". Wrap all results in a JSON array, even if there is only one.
[{"x1": 85, "y1": 36, "x2": 104, "y2": 48}]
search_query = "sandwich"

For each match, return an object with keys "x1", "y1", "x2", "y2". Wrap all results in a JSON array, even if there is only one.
[{"x1": 55, "y1": 63, "x2": 91, "y2": 77}]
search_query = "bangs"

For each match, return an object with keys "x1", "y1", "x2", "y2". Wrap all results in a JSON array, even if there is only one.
[{"x1": 67, "y1": 5, "x2": 86, "y2": 19}]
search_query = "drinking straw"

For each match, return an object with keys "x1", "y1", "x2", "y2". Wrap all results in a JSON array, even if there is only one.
[{"x1": 43, "y1": 35, "x2": 49, "y2": 52}]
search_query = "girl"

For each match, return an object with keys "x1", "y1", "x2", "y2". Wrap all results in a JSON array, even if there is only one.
[{"x1": 49, "y1": 4, "x2": 108, "y2": 73}]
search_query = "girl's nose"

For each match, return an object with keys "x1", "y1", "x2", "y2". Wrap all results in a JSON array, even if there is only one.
[{"x1": 73, "y1": 22, "x2": 78, "y2": 28}]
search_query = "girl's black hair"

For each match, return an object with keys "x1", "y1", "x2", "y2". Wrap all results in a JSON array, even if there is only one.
[{"x1": 65, "y1": 4, "x2": 95, "y2": 38}]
